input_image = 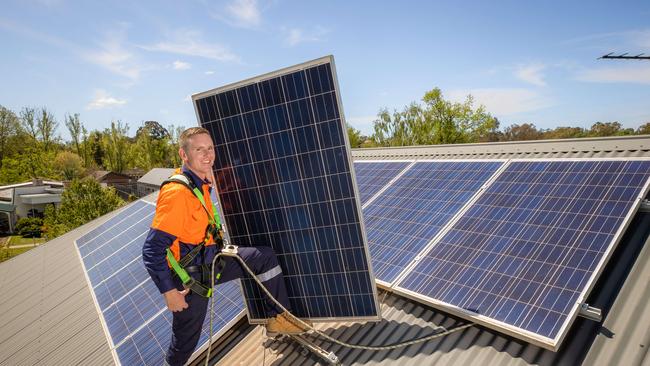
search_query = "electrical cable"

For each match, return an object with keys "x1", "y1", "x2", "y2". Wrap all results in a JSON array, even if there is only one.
[{"x1": 202, "y1": 246, "x2": 474, "y2": 365}]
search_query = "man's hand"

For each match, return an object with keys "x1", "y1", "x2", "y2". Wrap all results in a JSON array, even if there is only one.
[{"x1": 164, "y1": 288, "x2": 189, "y2": 312}]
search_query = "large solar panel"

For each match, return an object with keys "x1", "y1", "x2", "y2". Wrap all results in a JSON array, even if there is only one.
[
  {"x1": 362, "y1": 160, "x2": 504, "y2": 285},
  {"x1": 353, "y1": 161, "x2": 413, "y2": 205},
  {"x1": 75, "y1": 200, "x2": 245, "y2": 365},
  {"x1": 395, "y1": 159, "x2": 650, "y2": 350},
  {"x1": 193, "y1": 56, "x2": 380, "y2": 322}
]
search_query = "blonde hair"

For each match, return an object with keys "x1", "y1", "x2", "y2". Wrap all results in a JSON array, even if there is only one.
[{"x1": 179, "y1": 127, "x2": 210, "y2": 151}]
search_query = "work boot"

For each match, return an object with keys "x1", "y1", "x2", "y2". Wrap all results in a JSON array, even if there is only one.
[{"x1": 265, "y1": 311, "x2": 312, "y2": 337}]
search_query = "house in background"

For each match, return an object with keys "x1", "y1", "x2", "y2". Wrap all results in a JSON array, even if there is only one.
[
  {"x1": 90, "y1": 170, "x2": 136, "y2": 200},
  {"x1": 0, "y1": 179, "x2": 64, "y2": 233},
  {"x1": 137, "y1": 168, "x2": 175, "y2": 197}
]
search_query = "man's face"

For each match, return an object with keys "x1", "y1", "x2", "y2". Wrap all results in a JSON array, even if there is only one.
[{"x1": 179, "y1": 133, "x2": 215, "y2": 178}]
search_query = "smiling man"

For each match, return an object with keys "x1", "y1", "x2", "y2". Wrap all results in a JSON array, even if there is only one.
[{"x1": 142, "y1": 127, "x2": 309, "y2": 366}]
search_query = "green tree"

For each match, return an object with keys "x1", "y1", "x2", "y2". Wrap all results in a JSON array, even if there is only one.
[
  {"x1": 136, "y1": 121, "x2": 170, "y2": 140},
  {"x1": 15, "y1": 217, "x2": 43, "y2": 238},
  {"x1": 20, "y1": 107, "x2": 38, "y2": 140},
  {"x1": 0, "y1": 106, "x2": 21, "y2": 169},
  {"x1": 588, "y1": 121, "x2": 634, "y2": 137},
  {"x1": 37, "y1": 107, "x2": 59, "y2": 151},
  {"x1": 65, "y1": 113, "x2": 83, "y2": 157},
  {"x1": 502, "y1": 123, "x2": 544, "y2": 141},
  {"x1": 43, "y1": 178, "x2": 124, "y2": 239},
  {"x1": 543, "y1": 126, "x2": 586, "y2": 139},
  {"x1": 54, "y1": 151, "x2": 84, "y2": 180},
  {"x1": 134, "y1": 122, "x2": 172, "y2": 169},
  {"x1": 167, "y1": 124, "x2": 185, "y2": 167},
  {"x1": 102, "y1": 121, "x2": 130, "y2": 173},
  {"x1": 347, "y1": 124, "x2": 366, "y2": 148},
  {"x1": 371, "y1": 88, "x2": 498, "y2": 146}
]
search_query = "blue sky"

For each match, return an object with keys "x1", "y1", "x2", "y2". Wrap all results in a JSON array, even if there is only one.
[{"x1": 1, "y1": 0, "x2": 649, "y2": 140}]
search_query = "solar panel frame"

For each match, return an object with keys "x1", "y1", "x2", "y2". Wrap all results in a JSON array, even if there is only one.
[
  {"x1": 191, "y1": 55, "x2": 381, "y2": 323},
  {"x1": 74, "y1": 199, "x2": 246, "y2": 365},
  {"x1": 392, "y1": 157, "x2": 650, "y2": 350},
  {"x1": 362, "y1": 159, "x2": 508, "y2": 288}
]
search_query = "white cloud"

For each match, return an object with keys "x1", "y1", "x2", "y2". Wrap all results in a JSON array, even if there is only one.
[
  {"x1": 447, "y1": 88, "x2": 552, "y2": 116},
  {"x1": 225, "y1": 0, "x2": 261, "y2": 27},
  {"x1": 514, "y1": 63, "x2": 546, "y2": 86},
  {"x1": 284, "y1": 26, "x2": 329, "y2": 46},
  {"x1": 173, "y1": 60, "x2": 191, "y2": 70},
  {"x1": 84, "y1": 27, "x2": 143, "y2": 80},
  {"x1": 141, "y1": 29, "x2": 239, "y2": 62},
  {"x1": 575, "y1": 65, "x2": 650, "y2": 84},
  {"x1": 86, "y1": 90, "x2": 127, "y2": 110},
  {"x1": 183, "y1": 94, "x2": 192, "y2": 102},
  {"x1": 205, "y1": 70, "x2": 215, "y2": 75}
]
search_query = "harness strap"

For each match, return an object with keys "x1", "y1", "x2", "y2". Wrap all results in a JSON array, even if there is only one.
[{"x1": 161, "y1": 172, "x2": 226, "y2": 298}]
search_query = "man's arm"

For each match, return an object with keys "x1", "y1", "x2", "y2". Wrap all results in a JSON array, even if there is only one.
[
  {"x1": 142, "y1": 228, "x2": 189, "y2": 312},
  {"x1": 142, "y1": 185, "x2": 190, "y2": 312}
]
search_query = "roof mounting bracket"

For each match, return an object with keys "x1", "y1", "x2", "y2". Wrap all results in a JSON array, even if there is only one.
[
  {"x1": 639, "y1": 199, "x2": 650, "y2": 212},
  {"x1": 289, "y1": 334, "x2": 340, "y2": 365},
  {"x1": 578, "y1": 303, "x2": 602, "y2": 322}
]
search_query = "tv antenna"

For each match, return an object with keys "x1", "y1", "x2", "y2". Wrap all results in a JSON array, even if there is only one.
[{"x1": 599, "y1": 52, "x2": 650, "y2": 60}]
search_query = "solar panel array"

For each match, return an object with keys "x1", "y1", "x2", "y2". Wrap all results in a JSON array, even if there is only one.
[
  {"x1": 193, "y1": 56, "x2": 380, "y2": 321},
  {"x1": 395, "y1": 159, "x2": 650, "y2": 347},
  {"x1": 362, "y1": 161, "x2": 503, "y2": 284},
  {"x1": 75, "y1": 200, "x2": 245, "y2": 365}
]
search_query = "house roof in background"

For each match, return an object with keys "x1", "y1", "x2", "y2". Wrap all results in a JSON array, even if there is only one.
[{"x1": 137, "y1": 168, "x2": 175, "y2": 186}]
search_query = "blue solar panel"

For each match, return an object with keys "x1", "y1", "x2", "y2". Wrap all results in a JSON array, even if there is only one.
[
  {"x1": 353, "y1": 161, "x2": 412, "y2": 205},
  {"x1": 396, "y1": 159, "x2": 650, "y2": 349},
  {"x1": 75, "y1": 200, "x2": 245, "y2": 365},
  {"x1": 363, "y1": 161, "x2": 503, "y2": 284},
  {"x1": 194, "y1": 56, "x2": 380, "y2": 321}
]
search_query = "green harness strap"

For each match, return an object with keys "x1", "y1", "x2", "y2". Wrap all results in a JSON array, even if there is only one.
[{"x1": 161, "y1": 173, "x2": 223, "y2": 298}]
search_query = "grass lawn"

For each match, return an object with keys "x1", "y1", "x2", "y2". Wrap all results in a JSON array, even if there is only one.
[
  {"x1": 7, "y1": 235, "x2": 46, "y2": 246},
  {"x1": 0, "y1": 246, "x2": 33, "y2": 263}
]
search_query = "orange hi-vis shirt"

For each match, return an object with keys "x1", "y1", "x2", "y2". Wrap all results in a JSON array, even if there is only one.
[{"x1": 142, "y1": 167, "x2": 219, "y2": 294}]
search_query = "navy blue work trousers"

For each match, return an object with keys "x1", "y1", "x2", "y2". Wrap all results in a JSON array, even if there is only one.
[{"x1": 166, "y1": 246, "x2": 291, "y2": 366}]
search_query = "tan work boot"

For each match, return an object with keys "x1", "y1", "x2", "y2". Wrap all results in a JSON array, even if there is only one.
[{"x1": 265, "y1": 311, "x2": 312, "y2": 337}]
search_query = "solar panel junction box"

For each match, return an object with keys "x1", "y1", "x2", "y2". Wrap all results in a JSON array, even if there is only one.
[{"x1": 578, "y1": 303, "x2": 602, "y2": 322}]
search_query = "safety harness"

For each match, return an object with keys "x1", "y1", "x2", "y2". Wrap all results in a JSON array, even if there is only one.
[{"x1": 161, "y1": 173, "x2": 225, "y2": 298}]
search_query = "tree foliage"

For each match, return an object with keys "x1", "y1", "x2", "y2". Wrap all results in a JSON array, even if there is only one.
[
  {"x1": 16, "y1": 217, "x2": 43, "y2": 238},
  {"x1": 102, "y1": 120, "x2": 130, "y2": 173},
  {"x1": 37, "y1": 107, "x2": 59, "y2": 151},
  {"x1": 0, "y1": 105, "x2": 21, "y2": 168},
  {"x1": 43, "y1": 178, "x2": 124, "y2": 238},
  {"x1": 372, "y1": 88, "x2": 498, "y2": 146},
  {"x1": 347, "y1": 124, "x2": 366, "y2": 148},
  {"x1": 502, "y1": 123, "x2": 543, "y2": 141},
  {"x1": 54, "y1": 151, "x2": 84, "y2": 180}
]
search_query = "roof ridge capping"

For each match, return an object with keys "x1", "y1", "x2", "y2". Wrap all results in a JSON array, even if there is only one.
[{"x1": 351, "y1": 135, "x2": 650, "y2": 159}]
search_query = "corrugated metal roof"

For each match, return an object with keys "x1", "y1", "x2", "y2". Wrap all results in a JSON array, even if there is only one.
[
  {"x1": 0, "y1": 216, "x2": 115, "y2": 365},
  {"x1": 138, "y1": 168, "x2": 175, "y2": 186},
  {"x1": 351, "y1": 135, "x2": 650, "y2": 160}
]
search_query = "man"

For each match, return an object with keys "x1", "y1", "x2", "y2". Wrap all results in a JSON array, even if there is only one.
[{"x1": 142, "y1": 127, "x2": 309, "y2": 366}]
